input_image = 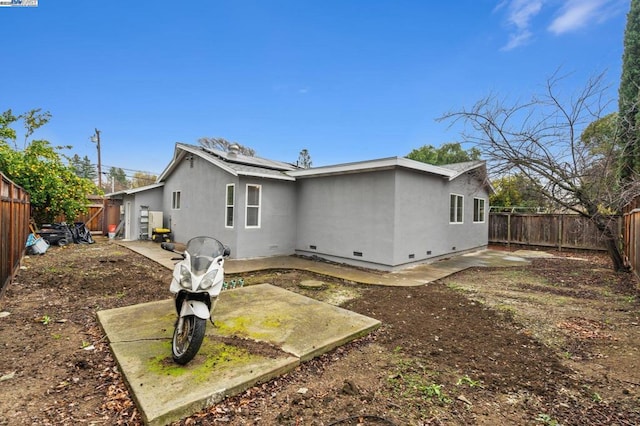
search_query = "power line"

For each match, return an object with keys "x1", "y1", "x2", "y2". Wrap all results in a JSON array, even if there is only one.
[
  {"x1": 100, "y1": 171, "x2": 157, "y2": 182},
  {"x1": 101, "y1": 164, "x2": 160, "y2": 176},
  {"x1": 69, "y1": 158, "x2": 160, "y2": 188},
  {"x1": 71, "y1": 158, "x2": 160, "y2": 177}
]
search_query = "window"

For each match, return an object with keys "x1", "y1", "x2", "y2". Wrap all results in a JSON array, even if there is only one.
[
  {"x1": 449, "y1": 194, "x2": 463, "y2": 224},
  {"x1": 225, "y1": 184, "x2": 235, "y2": 228},
  {"x1": 473, "y1": 198, "x2": 486, "y2": 223},
  {"x1": 245, "y1": 184, "x2": 261, "y2": 228},
  {"x1": 172, "y1": 191, "x2": 181, "y2": 210}
]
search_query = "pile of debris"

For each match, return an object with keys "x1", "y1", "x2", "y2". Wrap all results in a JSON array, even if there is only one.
[{"x1": 26, "y1": 222, "x2": 94, "y2": 255}]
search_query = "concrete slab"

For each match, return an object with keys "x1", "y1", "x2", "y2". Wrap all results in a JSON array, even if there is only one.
[
  {"x1": 118, "y1": 241, "x2": 534, "y2": 287},
  {"x1": 511, "y1": 249, "x2": 556, "y2": 258},
  {"x1": 97, "y1": 284, "x2": 381, "y2": 426}
]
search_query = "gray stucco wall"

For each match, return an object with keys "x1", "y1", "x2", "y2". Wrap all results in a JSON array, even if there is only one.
[
  {"x1": 161, "y1": 156, "x2": 296, "y2": 259},
  {"x1": 444, "y1": 172, "x2": 489, "y2": 253},
  {"x1": 122, "y1": 186, "x2": 163, "y2": 240},
  {"x1": 392, "y1": 169, "x2": 448, "y2": 265},
  {"x1": 235, "y1": 177, "x2": 297, "y2": 259},
  {"x1": 393, "y1": 169, "x2": 489, "y2": 267},
  {"x1": 295, "y1": 168, "x2": 489, "y2": 270},
  {"x1": 295, "y1": 170, "x2": 396, "y2": 268},
  {"x1": 162, "y1": 156, "x2": 237, "y2": 248}
]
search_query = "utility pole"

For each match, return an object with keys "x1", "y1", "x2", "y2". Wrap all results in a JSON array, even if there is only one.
[{"x1": 91, "y1": 129, "x2": 102, "y2": 189}]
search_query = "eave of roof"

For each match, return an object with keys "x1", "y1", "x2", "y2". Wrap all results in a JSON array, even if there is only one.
[
  {"x1": 105, "y1": 182, "x2": 165, "y2": 197},
  {"x1": 440, "y1": 160, "x2": 486, "y2": 181},
  {"x1": 286, "y1": 156, "x2": 461, "y2": 179},
  {"x1": 440, "y1": 160, "x2": 493, "y2": 192}
]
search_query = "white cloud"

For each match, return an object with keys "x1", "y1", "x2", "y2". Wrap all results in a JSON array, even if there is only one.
[
  {"x1": 548, "y1": 0, "x2": 621, "y2": 34},
  {"x1": 507, "y1": 0, "x2": 544, "y2": 29},
  {"x1": 498, "y1": 0, "x2": 625, "y2": 50},
  {"x1": 499, "y1": 0, "x2": 544, "y2": 51},
  {"x1": 502, "y1": 29, "x2": 534, "y2": 51}
]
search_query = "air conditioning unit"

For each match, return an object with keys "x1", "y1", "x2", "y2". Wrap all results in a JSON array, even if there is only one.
[{"x1": 148, "y1": 211, "x2": 163, "y2": 231}]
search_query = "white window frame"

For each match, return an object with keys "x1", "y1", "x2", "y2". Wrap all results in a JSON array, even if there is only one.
[
  {"x1": 449, "y1": 193, "x2": 463, "y2": 224},
  {"x1": 473, "y1": 197, "x2": 486, "y2": 223},
  {"x1": 172, "y1": 190, "x2": 181, "y2": 210},
  {"x1": 245, "y1": 184, "x2": 261, "y2": 228},
  {"x1": 225, "y1": 184, "x2": 235, "y2": 228}
]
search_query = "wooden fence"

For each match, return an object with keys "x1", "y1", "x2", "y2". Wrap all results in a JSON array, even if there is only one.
[
  {"x1": 52, "y1": 195, "x2": 125, "y2": 235},
  {"x1": 1, "y1": 173, "x2": 30, "y2": 293},
  {"x1": 55, "y1": 195, "x2": 105, "y2": 233},
  {"x1": 489, "y1": 213, "x2": 616, "y2": 251},
  {"x1": 623, "y1": 198, "x2": 640, "y2": 274}
]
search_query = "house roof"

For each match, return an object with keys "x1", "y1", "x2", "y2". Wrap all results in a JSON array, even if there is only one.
[
  {"x1": 105, "y1": 182, "x2": 165, "y2": 197},
  {"x1": 438, "y1": 160, "x2": 486, "y2": 180},
  {"x1": 286, "y1": 157, "x2": 485, "y2": 182},
  {"x1": 157, "y1": 143, "x2": 298, "y2": 182},
  {"x1": 155, "y1": 143, "x2": 488, "y2": 188},
  {"x1": 201, "y1": 145, "x2": 297, "y2": 172}
]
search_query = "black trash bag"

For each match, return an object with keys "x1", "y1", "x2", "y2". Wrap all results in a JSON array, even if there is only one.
[{"x1": 71, "y1": 222, "x2": 94, "y2": 244}]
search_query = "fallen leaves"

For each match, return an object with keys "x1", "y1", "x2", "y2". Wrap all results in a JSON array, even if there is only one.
[
  {"x1": 100, "y1": 366, "x2": 140, "y2": 424},
  {"x1": 557, "y1": 317, "x2": 617, "y2": 340}
]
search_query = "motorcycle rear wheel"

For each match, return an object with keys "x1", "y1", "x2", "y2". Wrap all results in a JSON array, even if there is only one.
[{"x1": 172, "y1": 315, "x2": 206, "y2": 365}]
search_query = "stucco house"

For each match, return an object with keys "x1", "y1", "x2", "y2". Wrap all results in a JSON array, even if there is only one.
[{"x1": 107, "y1": 143, "x2": 490, "y2": 271}]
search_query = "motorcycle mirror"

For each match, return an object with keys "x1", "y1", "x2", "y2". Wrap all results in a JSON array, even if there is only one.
[
  {"x1": 223, "y1": 246, "x2": 231, "y2": 257},
  {"x1": 161, "y1": 242, "x2": 176, "y2": 252}
]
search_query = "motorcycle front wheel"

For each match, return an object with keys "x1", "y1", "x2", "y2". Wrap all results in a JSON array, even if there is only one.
[{"x1": 172, "y1": 315, "x2": 206, "y2": 365}]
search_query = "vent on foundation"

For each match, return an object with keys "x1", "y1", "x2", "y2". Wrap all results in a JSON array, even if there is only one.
[
  {"x1": 309, "y1": 245, "x2": 317, "y2": 250},
  {"x1": 409, "y1": 254, "x2": 415, "y2": 259},
  {"x1": 353, "y1": 251, "x2": 363, "y2": 257},
  {"x1": 452, "y1": 246, "x2": 456, "y2": 250},
  {"x1": 427, "y1": 250, "x2": 432, "y2": 255}
]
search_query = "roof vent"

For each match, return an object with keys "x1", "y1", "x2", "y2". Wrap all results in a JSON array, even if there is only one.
[{"x1": 228, "y1": 144, "x2": 240, "y2": 157}]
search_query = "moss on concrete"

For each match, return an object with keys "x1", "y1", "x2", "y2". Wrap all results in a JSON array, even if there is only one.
[
  {"x1": 147, "y1": 338, "x2": 260, "y2": 383},
  {"x1": 214, "y1": 314, "x2": 290, "y2": 340}
]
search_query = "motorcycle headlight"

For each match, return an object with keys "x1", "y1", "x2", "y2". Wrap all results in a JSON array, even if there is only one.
[
  {"x1": 179, "y1": 264, "x2": 191, "y2": 289},
  {"x1": 199, "y1": 269, "x2": 218, "y2": 290}
]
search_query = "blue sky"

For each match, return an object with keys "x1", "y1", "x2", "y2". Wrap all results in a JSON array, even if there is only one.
[{"x1": 0, "y1": 0, "x2": 630, "y2": 178}]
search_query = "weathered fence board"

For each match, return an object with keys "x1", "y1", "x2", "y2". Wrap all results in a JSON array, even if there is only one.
[
  {"x1": 489, "y1": 213, "x2": 616, "y2": 251},
  {"x1": 53, "y1": 195, "x2": 105, "y2": 233},
  {"x1": 71, "y1": 204, "x2": 104, "y2": 232},
  {"x1": 1, "y1": 173, "x2": 30, "y2": 293},
  {"x1": 624, "y1": 207, "x2": 640, "y2": 275}
]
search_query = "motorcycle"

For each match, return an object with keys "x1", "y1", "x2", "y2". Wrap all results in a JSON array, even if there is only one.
[{"x1": 161, "y1": 236, "x2": 231, "y2": 365}]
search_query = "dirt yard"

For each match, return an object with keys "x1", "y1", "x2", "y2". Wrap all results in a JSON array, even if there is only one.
[{"x1": 1, "y1": 239, "x2": 639, "y2": 425}]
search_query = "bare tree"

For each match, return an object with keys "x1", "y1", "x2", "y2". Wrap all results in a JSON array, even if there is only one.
[
  {"x1": 198, "y1": 137, "x2": 256, "y2": 156},
  {"x1": 439, "y1": 71, "x2": 640, "y2": 271},
  {"x1": 131, "y1": 171, "x2": 158, "y2": 188}
]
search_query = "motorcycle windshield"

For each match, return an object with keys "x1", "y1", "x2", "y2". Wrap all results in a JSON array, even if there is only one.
[{"x1": 185, "y1": 236, "x2": 226, "y2": 275}]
